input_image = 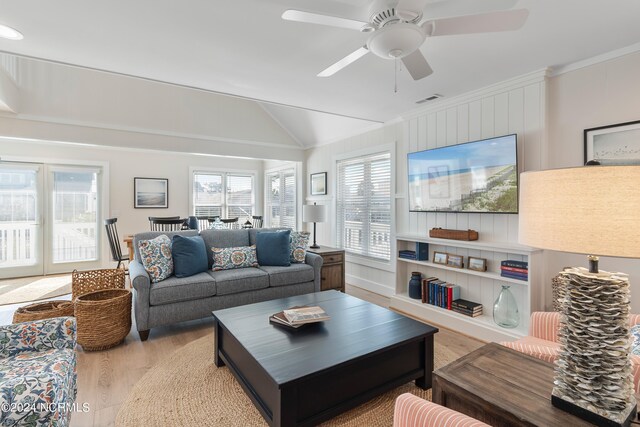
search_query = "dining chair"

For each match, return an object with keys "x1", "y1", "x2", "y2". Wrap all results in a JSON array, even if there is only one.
[
  {"x1": 105, "y1": 218, "x2": 128, "y2": 269},
  {"x1": 198, "y1": 216, "x2": 220, "y2": 230},
  {"x1": 252, "y1": 215, "x2": 263, "y2": 228},
  {"x1": 148, "y1": 216, "x2": 180, "y2": 231},
  {"x1": 150, "y1": 217, "x2": 187, "y2": 231},
  {"x1": 221, "y1": 217, "x2": 239, "y2": 229}
]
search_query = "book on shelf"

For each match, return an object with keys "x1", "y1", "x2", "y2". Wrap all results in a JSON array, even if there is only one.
[
  {"x1": 500, "y1": 271, "x2": 528, "y2": 281},
  {"x1": 270, "y1": 305, "x2": 330, "y2": 328},
  {"x1": 452, "y1": 307, "x2": 483, "y2": 317},
  {"x1": 421, "y1": 277, "x2": 437, "y2": 303},
  {"x1": 451, "y1": 299, "x2": 483, "y2": 311},
  {"x1": 501, "y1": 260, "x2": 528, "y2": 269},
  {"x1": 446, "y1": 284, "x2": 460, "y2": 310},
  {"x1": 501, "y1": 265, "x2": 528, "y2": 274},
  {"x1": 415, "y1": 242, "x2": 429, "y2": 261}
]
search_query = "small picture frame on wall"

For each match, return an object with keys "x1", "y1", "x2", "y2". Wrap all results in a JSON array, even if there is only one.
[
  {"x1": 584, "y1": 120, "x2": 640, "y2": 165},
  {"x1": 310, "y1": 172, "x2": 327, "y2": 196},
  {"x1": 433, "y1": 251, "x2": 448, "y2": 265},
  {"x1": 447, "y1": 254, "x2": 464, "y2": 269},
  {"x1": 468, "y1": 256, "x2": 488, "y2": 272},
  {"x1": 134, "y1": 177, "x2": 169, "y2": 209}
]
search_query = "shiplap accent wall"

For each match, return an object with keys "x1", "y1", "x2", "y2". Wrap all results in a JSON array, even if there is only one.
[{"x1": 305, "y1": 69, "x2": 548, "y2": 300}]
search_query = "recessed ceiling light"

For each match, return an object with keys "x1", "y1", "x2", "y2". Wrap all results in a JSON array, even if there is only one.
[{"x1": 0, "y1": 24, "x2": 23, "y2": 40}]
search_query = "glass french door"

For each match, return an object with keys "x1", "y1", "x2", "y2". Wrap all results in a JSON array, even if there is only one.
[{"x1": 0, "y1": 162, "x2": 102, "y2": 279}]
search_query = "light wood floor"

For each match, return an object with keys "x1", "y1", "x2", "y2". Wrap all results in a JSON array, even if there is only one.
[{"x1": 56, "y1": 284, "x2": 483, "y2": 426}]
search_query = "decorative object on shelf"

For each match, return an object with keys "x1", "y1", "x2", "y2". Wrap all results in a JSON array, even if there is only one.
[
  {"x1": 519, "y1": 165, "x2": 640, "y2": 426},
  {"x1": 429, "y1": 228, "x2": 478, "y2": 241},
  {"x1": 551, "y1": 269, "x2": 569, "y2": 312},
  {"x1": 584, "y1": 120, "x2": 640, "y2": 165},
  {"x1": 433, "y1": 251, "x2": 448, "y2": 265},
  {"x1": 493, "y1": 285, "x2": 519, "y2": 329},
  {"x1": 446, "y1": 254, "x2": 464, "y2": 268},
  {"x1": 408, "y1": 272, "x2": 422, "y2": 300},
  {"x1": 467, "y1": 256, "x2": 487, "y2": 272},
  {"x1": 310, "y1": 172, "x2": 327, "y2": 196},
  {"x1": 134, "y1": 177, "x2": 169, "y2": 209},
  {"x1": 302, "y1": 202, "x2": 326, "y2": 249}
]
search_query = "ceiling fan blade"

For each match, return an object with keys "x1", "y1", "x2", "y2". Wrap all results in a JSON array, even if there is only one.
[
  {"x1": 282, "y1": 9, "x2": 367, "y2": 31},
  {"x1": 318, "y1": 46, "x2": 369, "y2": 77},
  {"x1": 424, "y1": 0, "x2": 518, "y2": 20},
  {"x1": 424, "y1": 9, "x2": 529, "y2": 36},
  {"x1": 401, "y1": 50, "x2": 433, "y2": 80}
]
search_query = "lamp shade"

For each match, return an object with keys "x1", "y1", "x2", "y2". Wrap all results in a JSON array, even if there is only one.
[
  {"x1": 518, "y1": 165, "x2": 640, "y2": 258},
  {"x1": 303, "y1": 204, "x2": 326, "y2": 223}
]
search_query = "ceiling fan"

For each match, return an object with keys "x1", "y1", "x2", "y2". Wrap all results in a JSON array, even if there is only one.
[{"x1": 282, "y1": 0, "x2": 529, "y2": 80}]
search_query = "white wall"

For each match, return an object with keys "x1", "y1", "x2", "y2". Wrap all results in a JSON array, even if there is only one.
[
  {"x1": 305, "y1": 70, "x2": 548, "y2": 304},
  {"x1": 547, "y1": 51, "x2": 640, "y2": 313},
  {"x1": 0, "y1": 138, "x2": 263, "y2": 269}
]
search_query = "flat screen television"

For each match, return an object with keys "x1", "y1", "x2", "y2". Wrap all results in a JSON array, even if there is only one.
[{"x1": 408, "y1": 134, "x2": 518, "y2": 213}]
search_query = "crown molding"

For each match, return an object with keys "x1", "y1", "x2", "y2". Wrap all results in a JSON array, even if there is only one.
[{"x1": 550, "y1": 41, "x2": 640, "y2": 77}]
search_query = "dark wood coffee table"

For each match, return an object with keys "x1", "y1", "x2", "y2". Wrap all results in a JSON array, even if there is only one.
[
  {"x1": 212, "y1": 290, "x2": 438, "y2": 427},
  {"x1": 433, "y1": 342, "x2": 640, "y2": 426}
]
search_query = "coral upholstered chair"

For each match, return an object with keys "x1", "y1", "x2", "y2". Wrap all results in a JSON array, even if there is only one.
[
  {"x1": 393, "y1": 393, "x2": 490, "y2": 427},
  {"x1": 501, "y1": 312, "x2": 640, "y2": 393}
]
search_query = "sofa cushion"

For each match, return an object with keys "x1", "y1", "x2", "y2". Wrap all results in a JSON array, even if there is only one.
[
  {"x1": 208, "y1": 268, "x2": 269, "y2": 296},
  {"x1": 290, "y1": 231, "x2": 310, "y2": 263},
  {"x1": 133, "y1": 230, "x2": 198, "y2": 262},
  {"x1": 200, "y1": 229, "x2": 250, "y2": 267},
  {"x1": 249, "y1": 227, "x2": 288, "y2": 246},
  {"x1": 172, "y1": 235, "x2": 208, "y2": 278},
  {"x1": 212, "y1": 245, "x2": 259, "y2": 271},
  {"x1": 138, "y1": 234, "x2": 173, "y2": 283},
  {"x1": 149, "y1": 272, "x2": 216, "y2": 305},
  {"x1": 258, "y1": 264, "x2": 315, "y2": 287},
  {"x1": 256, "y1": 230, "x2": 291, "y2": 267}
]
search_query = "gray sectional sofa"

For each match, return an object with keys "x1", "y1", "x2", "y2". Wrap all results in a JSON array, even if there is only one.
[{"x1": 129, "y1": 228, "x2": 323, "y2": 340}]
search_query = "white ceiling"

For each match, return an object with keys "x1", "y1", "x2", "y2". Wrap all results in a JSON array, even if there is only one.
[{"x1": 0, "y1": 0, "x2": 639, "y2": 146}]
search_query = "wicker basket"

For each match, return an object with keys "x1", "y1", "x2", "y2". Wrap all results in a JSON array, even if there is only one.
[
  {"x1": 72, "y1": 268, "x2": 125, "y2": 300},
  {"x1": 13, "y1": 300, "x2": 75, "y2": 324},
  {"x1": 75, "y1": 289, "x2": 132, "y2": 351}
]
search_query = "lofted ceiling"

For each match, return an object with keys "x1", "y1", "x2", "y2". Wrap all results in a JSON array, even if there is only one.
[{"x1": 0, "y1": 0, "x2": 639, "y2": 146}]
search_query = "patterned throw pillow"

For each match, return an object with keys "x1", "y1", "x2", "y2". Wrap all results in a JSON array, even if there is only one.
[
  {"x1": 631, "y1": 324, "x2": 640, "y2": 356},
  {"x1": 212, "y1": 245, "x2": 259, "y2": 271},
  {"x1": 138, "y1": 235, "x2": 173, "y2": 283},
  {"x1": 290, "y1": 231, "x2": 310, "y2": 263}
]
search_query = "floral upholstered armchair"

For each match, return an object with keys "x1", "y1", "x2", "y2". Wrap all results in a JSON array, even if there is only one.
[{"x1": 0, "y1": 317, "x2": 78, "y2": 427}]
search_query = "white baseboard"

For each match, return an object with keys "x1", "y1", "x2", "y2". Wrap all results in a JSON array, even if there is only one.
[{"x1": 345, "y1": 274, "x2": 394, "y2": 298}]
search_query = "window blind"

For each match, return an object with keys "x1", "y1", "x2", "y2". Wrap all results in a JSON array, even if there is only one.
[
  {"x1": 266, "y1": 168, "x2": 296, "y2": 228},
  {"x1": 227, "y1": 174, "x2": 254, "y2": 218},
  {"x1": 336, "y1": 152, "x2": 391, "y2": 261}
]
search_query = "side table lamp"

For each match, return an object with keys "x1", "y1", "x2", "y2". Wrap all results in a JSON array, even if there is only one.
[
  {"x1": 302, "y1": 202, "x2": 326, "y2": 249},
  {"x1": 519, "y1": 165, "x2": 640, "y2": 427}
]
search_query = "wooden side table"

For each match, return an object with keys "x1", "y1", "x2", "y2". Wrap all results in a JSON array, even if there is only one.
[{"x1": 307, "y1": 246, "x2": 345, "y2": 292}]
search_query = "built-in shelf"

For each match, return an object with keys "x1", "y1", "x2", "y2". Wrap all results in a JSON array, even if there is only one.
[
  {"x1": 397, "y1": 257, "x2": 529, "y2": 286},
  {"x1": 396, "y1": 233, "x2": 539, "y2": 256}
]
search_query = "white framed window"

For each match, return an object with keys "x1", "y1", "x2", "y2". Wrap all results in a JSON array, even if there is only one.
[
  {"x1": 265, "y1": 168, "x2": 296, "y2": 228},
  {"x1": 336, "y1": 151, "x2": 392, "y2": 261},
  {"x1": 192, "y1": 170, "x2": 255, "y2": 219}
]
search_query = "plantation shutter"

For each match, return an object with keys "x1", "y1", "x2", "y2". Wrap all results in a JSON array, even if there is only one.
[
  {"x1": 226, "y1": 174, "x2": 254, "y2": 219},
  {"x1": 266, "y1": 168, "x2": 296, "y2": 228},
  {"x1": 336, "y1": 152, "x2": 391, "y2": 261},
  {"x1": 193, "y1": 173, "x2": 223, "y2": 217}
]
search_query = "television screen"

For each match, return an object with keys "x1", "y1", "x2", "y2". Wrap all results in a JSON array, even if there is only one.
[{"x1": 408, "y1": 134, "x2": 518, "y2": 213}]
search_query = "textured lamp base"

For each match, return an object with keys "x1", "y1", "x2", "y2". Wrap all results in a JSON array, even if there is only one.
[{"x1": 551, "y1": 394, "x2": 637, "y2": 427}]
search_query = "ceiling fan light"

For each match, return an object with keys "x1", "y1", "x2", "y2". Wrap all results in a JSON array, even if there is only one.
[
  {"x1": 367, "y1": 23, "x2": 426, "y2": 60},
  {"x1": 0, "y1": 24, "x2": 23, "y2": 40}
]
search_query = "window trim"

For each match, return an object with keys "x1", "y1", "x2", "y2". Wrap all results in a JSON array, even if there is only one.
[
  {"x1": 332, "y1": 143, "x2": 396, "y2": 273},
  {"x1": 264, "y1": 164, "x2": 299, "y2": 229},
  {"x1": 189, "y1": 167, "x2": 256, "y2": 219}
]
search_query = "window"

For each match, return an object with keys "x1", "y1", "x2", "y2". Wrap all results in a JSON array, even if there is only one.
[
  {"x1": 266, "y1": 168, "x2": 296, "y2": 228},
  {"x1": 192, "y1": 171, "x2": 254, "y2": 219},
  {"x1": 336, "y1": 152, "x2": 391, "y2": 261}
]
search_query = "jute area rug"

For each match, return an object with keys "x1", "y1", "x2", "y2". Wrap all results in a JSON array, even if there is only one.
[
  {"x1": 116, "y1": 334, "x2": 457, "y2": 427},
  {"x1": 0, "y1": 274, "x2": 72, "y2": 306}
]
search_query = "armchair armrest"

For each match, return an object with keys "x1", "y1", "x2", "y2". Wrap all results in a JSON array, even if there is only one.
[
  {"x1": 0, "y1": 317, "x2": 76, "y2": 358},
  {"x1": 529, "y1": 311, "x2": 561, "y2": 343},
  {"x1": 129, "y1": 259, "x2": 152, "y2": 331},
  {"x1": 393, "y1": 393, "x2": 490, "y2": 427},
  {"x1": 305, "y1": 252, "x2": 323, "y2": 292}
]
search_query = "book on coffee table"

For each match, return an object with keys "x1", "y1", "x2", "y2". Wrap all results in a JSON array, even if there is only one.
[{"x1": 269, "y1": 305, "x2": 330, "y2": 329}]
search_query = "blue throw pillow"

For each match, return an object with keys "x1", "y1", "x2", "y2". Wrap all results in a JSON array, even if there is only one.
[
  {"x1": 256, "y1": 230, "x2": 291, "y2": 267},
  {"x1": 172, "y1": 235, "x2": 208, "y2": 278}
]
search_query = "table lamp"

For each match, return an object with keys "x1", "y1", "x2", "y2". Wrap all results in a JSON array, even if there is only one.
[
  {"x1": 302, "y1": 202, "x2": 326, "y2": 249},
  {"x1": 519, "y1": 165, "x2": 640, "y2": 427}
]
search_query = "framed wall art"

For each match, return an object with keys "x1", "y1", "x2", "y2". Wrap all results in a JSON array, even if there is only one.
[
  {"x1": 310, "y1": 172, "x2": 327, "y2": 196},
  {"x1": 134, "y1": 177, "x2": 169, "y2": 208},
  {"x1": 584, "y1": 120, "x2": 640, "y2": 165}
]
